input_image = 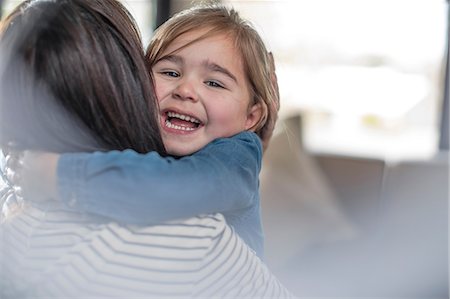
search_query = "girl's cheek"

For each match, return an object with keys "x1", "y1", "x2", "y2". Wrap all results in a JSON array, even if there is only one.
[{"x1": 153, "y1": 80, "x2": 167, "y2": 103}]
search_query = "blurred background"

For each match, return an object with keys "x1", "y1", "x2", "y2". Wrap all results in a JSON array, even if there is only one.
[{"x1": 1, "y1": 0, "x2": 448, "y2": 297}]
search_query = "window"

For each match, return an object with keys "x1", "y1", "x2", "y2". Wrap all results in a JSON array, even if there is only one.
[
  {"x1": 120, "y1": 0, "x2": 156, "y2": 45},
  {"x1": 225, "y1": 0, "x2": 448, "y2": 162}
]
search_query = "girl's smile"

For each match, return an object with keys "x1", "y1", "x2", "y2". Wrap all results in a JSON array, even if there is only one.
[{"x1": 161, "y1": 109, "x2": 203, "y2": 133}]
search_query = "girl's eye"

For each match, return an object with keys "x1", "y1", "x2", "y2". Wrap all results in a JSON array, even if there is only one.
[
  {"x1": 205, "y1": 80, "x2": 224, "y2": 89},
  {"x1": 161, "y1": 71, "x2": 179, "y2": 78}
]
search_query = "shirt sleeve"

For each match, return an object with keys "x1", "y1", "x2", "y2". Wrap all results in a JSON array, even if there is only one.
[
  {"x1": 57, "y1": 132, "x2": 262, "y2": 224},
  {"x1": 194, "y1": 218, "x2": 296, "y2": 298}
]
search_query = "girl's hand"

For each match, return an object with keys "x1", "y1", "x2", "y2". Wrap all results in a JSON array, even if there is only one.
[
  {"x1": 1, "y1": 150, "x2": 25, "y2": 220},
  {"x1": 4, "y1": 150, "x2": 59, "y2": 202}
]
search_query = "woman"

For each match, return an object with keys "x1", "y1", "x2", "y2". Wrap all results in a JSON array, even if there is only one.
[{"x1": 0, "y1": 0, "x2": 293, "y2": 298}]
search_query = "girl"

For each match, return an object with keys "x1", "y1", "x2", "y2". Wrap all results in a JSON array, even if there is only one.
[{"x1": 5, "y1": 4, "x2": 279, "y2": 258}]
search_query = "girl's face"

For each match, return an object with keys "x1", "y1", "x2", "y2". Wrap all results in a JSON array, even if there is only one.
[{"x1": 152, "y1": 29, "x2": 261, "y2": 156}]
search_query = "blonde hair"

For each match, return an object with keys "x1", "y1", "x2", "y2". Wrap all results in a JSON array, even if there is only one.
[{"x1": 145, "y1": 4, "x2": 279, "y2": 150}]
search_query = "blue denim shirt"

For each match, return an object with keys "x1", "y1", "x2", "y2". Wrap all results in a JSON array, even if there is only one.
[{"x1": 57, "y1": 132, "x2": 264, "y2": 257}]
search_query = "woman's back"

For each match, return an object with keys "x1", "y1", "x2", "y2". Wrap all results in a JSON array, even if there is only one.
[{"x1": 2, "y1": 202, "x2": 284, "y2": 298}]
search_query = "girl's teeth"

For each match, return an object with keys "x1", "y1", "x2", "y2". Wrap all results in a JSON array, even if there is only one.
[
  {"x1": 167, "y1": 111, "x2": 200, "y2": 124},
  {"x1": 165, "y1": 120, "x2": 195, "y2": 131}
]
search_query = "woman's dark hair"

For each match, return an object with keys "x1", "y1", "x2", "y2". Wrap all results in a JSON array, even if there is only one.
[{"x1": 0, "y1": 0, "x2": 166, "y2": 155}]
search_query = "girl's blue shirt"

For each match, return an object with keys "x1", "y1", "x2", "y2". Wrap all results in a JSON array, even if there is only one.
[{"x1": 57, "y1": 131, "x2": 264, "y2": 257}]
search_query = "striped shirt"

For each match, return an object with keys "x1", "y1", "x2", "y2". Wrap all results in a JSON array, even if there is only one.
[{"x1": 0, "y1": 201, "x2": 294, "y2": 298}]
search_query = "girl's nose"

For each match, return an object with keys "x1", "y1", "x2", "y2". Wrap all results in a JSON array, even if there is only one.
[{"x1": 172, "y1": 79, "x2": 199, "y2": 102}]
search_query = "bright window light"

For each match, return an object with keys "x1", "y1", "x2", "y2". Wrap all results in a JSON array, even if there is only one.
[{"x1": 226, "y1": 0, "x2": 448, "y2": 161}]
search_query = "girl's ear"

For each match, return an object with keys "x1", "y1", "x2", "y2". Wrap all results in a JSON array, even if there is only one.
[{"x1": 245, "y1": 103, "x2": 263, "y2": 131}]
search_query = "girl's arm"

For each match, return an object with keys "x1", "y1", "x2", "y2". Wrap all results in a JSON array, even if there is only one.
[{"x1": 57, "y1": 131, "x2": 262, "y2": 224}]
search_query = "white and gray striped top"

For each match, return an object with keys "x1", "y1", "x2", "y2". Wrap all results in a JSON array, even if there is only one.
[{"x1": 0, "y1": 201, "x2": 294, "y2": 298}]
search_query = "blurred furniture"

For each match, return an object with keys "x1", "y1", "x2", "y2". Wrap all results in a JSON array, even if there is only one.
[
  {"x1": 260, "y1": 115, "x2": 357, "y2": 269},
  {"x1": 261, "y1": 114, "x2": 448, "y2": 298}
]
